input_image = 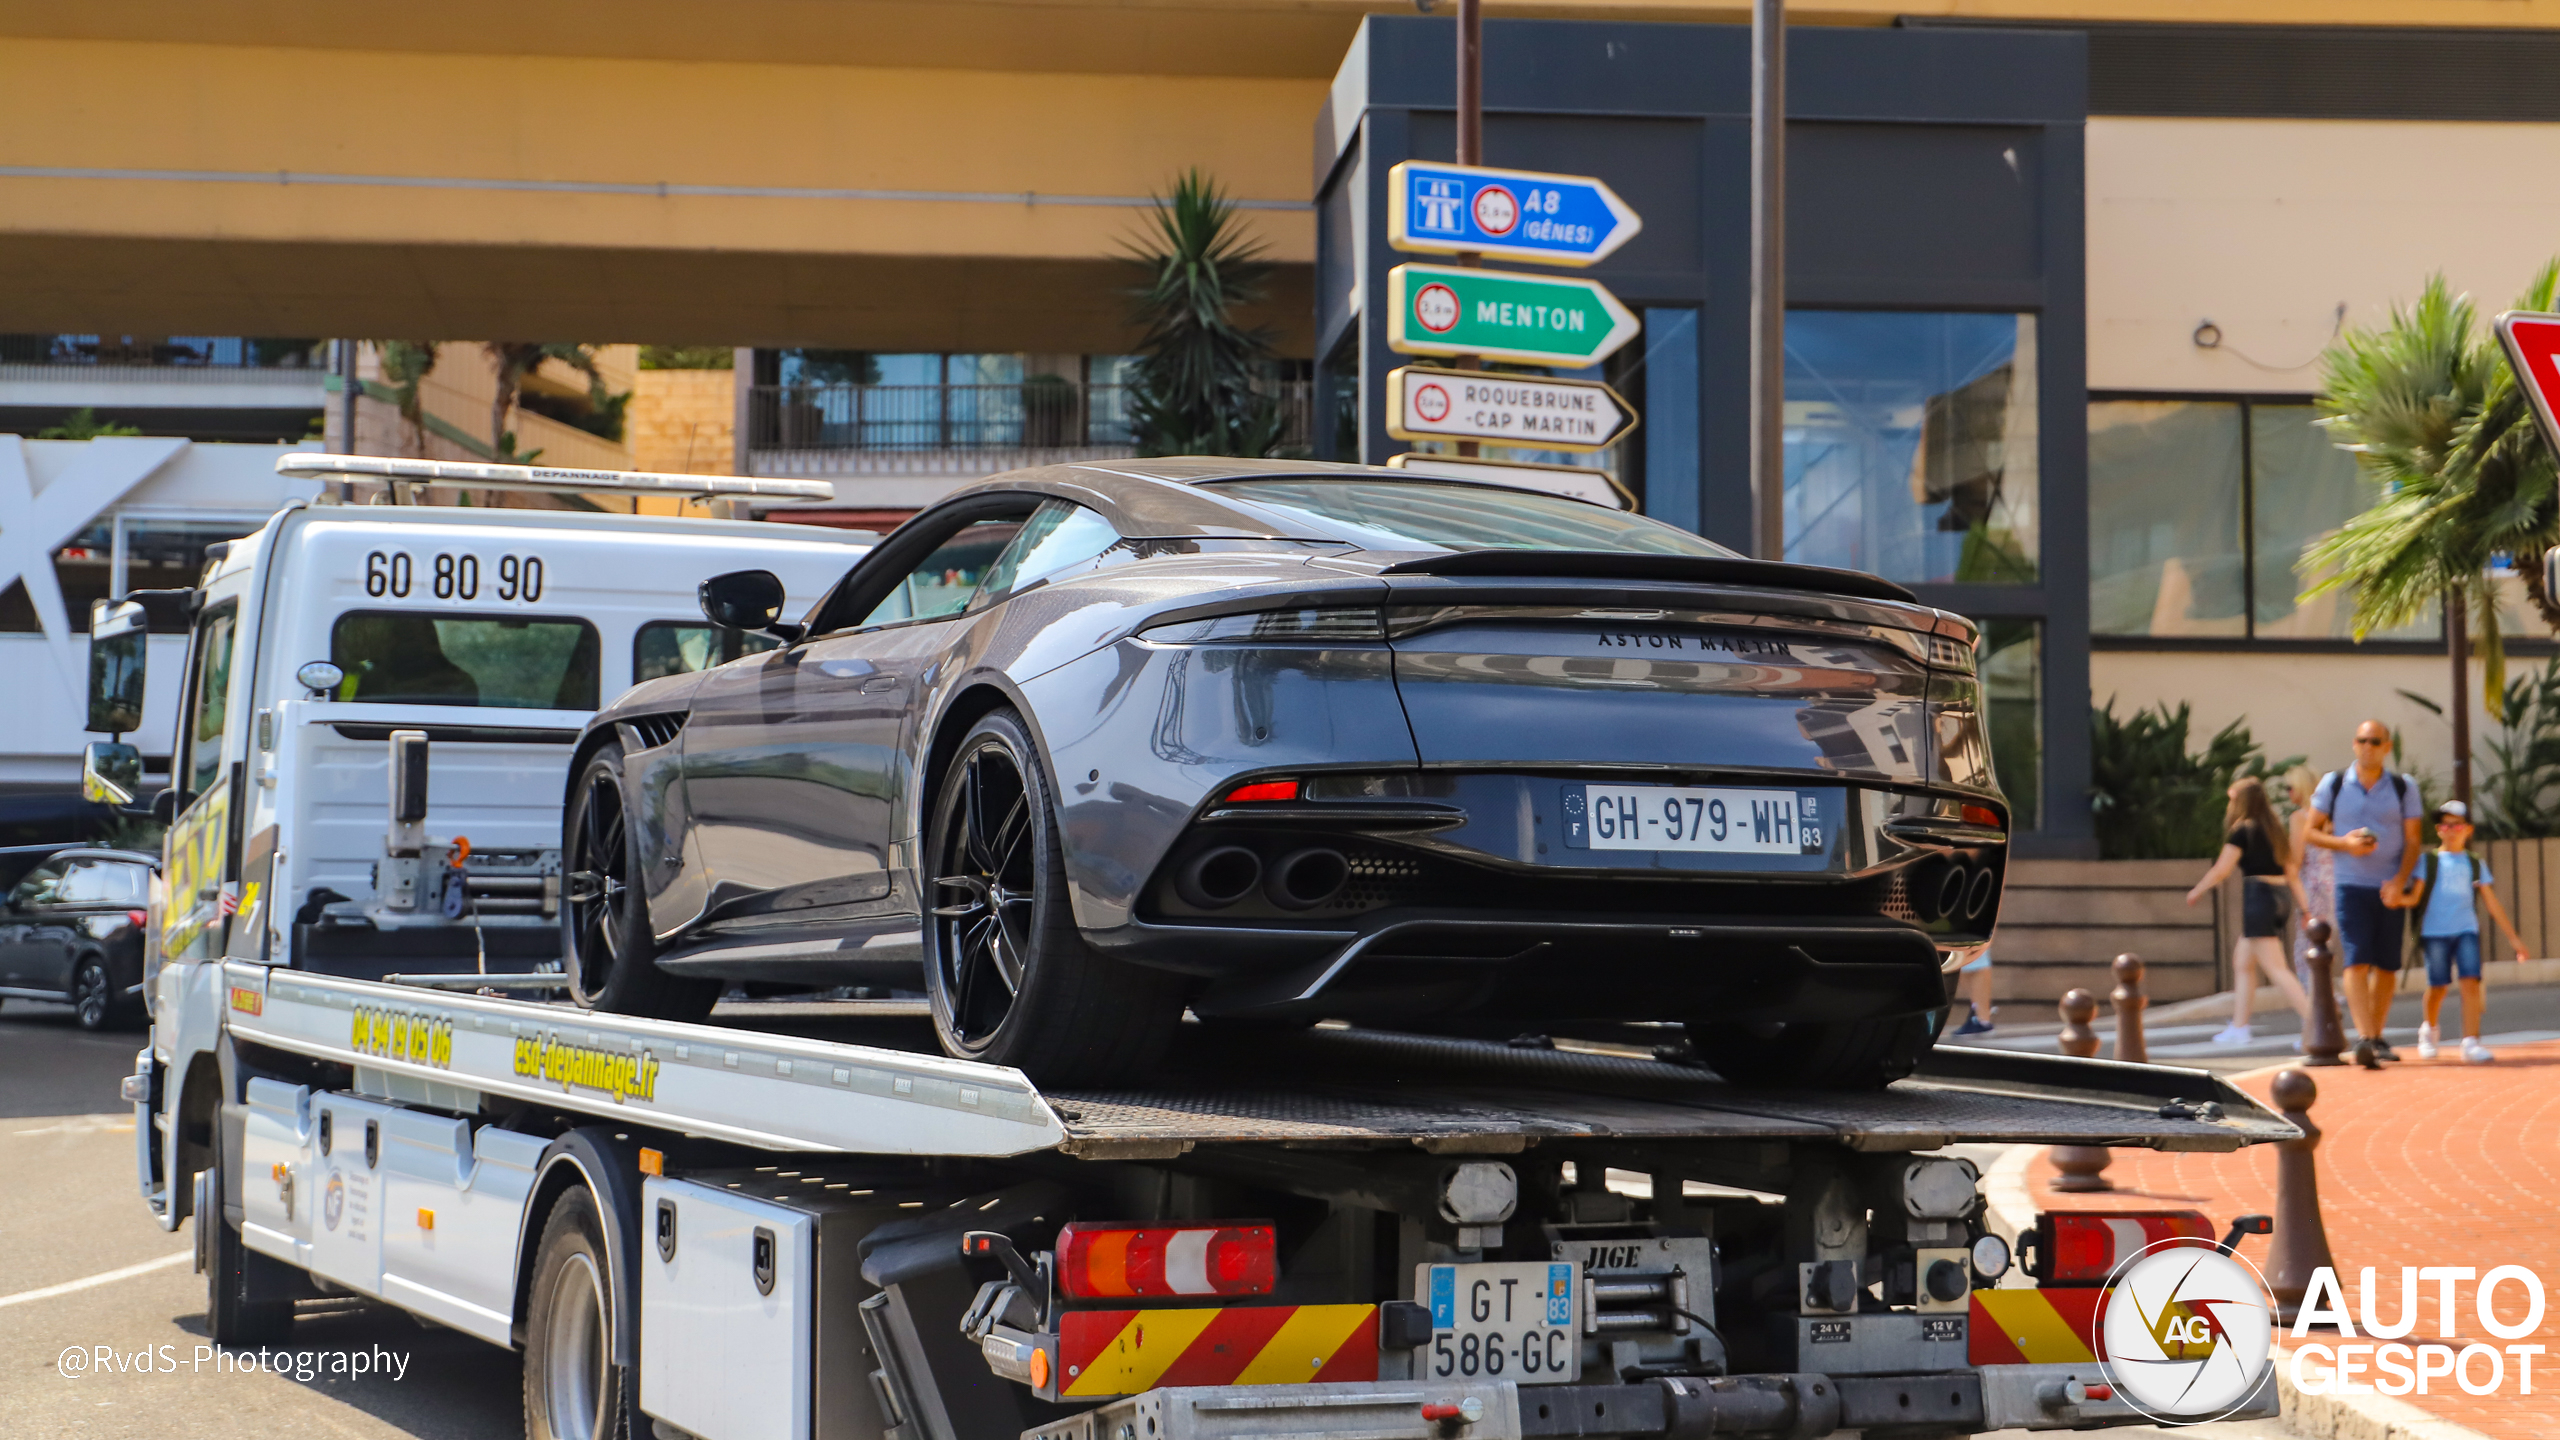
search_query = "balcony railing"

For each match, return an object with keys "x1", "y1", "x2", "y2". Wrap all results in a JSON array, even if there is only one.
[{"x1": 745, "y1": 380, "x2": 1314, "y2": 475}]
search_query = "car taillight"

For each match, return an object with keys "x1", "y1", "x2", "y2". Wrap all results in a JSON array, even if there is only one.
[
  {"x1": 1056, "y1": 1221, "x2": 1277, "y2": 1299},
  {"x1": 1221, "y1": 779, "x2": 1299, "y2": 804},
  {"x1": 2034, "y1": 1210, "x2": 2214, "y2": 1284},
  {"x1": 1139, "y1": 606, "x2": 1385, "y2": 644},
  {"x1": 1962, "y1": 805, "x2": 2003, "y2": 830}
]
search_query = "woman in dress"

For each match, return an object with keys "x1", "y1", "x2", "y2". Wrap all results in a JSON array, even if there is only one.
[{"x1": 2186, "y1": 776, "x2": 2312, "y2": 1043}]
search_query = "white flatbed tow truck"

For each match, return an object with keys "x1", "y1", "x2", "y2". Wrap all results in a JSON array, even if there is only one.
[{"x1": 111, "y1": 459, "x2": 2294, "y2": 1440}]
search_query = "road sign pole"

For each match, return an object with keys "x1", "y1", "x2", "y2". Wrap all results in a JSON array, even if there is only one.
[
  {"x1": 1751, "y1": 0, "x2": 1786, "y2": 561},
  {"x1": 1454, "y1": 0, "x2": 1484, "y2": 456}
]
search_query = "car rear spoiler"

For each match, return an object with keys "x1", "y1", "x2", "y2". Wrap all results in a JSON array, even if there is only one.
[{"x1": 1377, "y1": 549, "x2": 1920, "y2": 605}]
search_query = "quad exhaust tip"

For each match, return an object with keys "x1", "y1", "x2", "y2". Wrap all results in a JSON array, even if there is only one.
[
  {"x1": 1266, "y1": 848, "x2": 1350, "y2": 911},
  {"x1": 1176, "y1": 846, "x2": 1263, "y2": 909}
]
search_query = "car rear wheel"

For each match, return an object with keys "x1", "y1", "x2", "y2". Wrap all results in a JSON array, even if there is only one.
[
  {"x1": 1687, "y1": 1008, "x2": 1945, "y2": 1090},
  {"x1": 564, "y1": 743, "x2": 718, "y2": 1023},
  {"x1": 72, "y1": 955, "x2": 119, "y2": 1030},
  {"x1": 924, "y1": 708, "x2": 1186, "y2": 1084}
]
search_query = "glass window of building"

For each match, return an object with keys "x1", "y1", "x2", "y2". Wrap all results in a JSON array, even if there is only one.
[
  {"x1": 2250, "y1": 403, "x2": 2436, "y2": 641},
  {"x1": 1783, "y1": 312, "x2": 2039, "y2": 586},
  {"x1": 1981, "y1": 620, "x2": 2041, "y2": 829},
  {"x1": 1637, "y1": 308, "x2": 1700, "y2": 531},
  {"x1": 2088, "y1": 401, "x2": 2246, "y2": 637}
]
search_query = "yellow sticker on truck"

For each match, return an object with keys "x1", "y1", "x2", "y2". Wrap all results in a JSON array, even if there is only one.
[{"x1": 514, "y1": 1031, "x2": 661, "y2": 1104}]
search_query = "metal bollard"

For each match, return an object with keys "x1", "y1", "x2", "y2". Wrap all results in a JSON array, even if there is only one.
[
  {"x1": 2300, "y1": 918, "x2": 2346, "y2": 1067},
  {"x1": 2050, "y1": 988, "x2": 2114, "y2": 1192},
  {"x1": 2265, "y1": 1068, "x2": 2340, "y2": 1326},
  {"x1": 2111, "y1": 953, "x2": 2147, "y2": 1065}
]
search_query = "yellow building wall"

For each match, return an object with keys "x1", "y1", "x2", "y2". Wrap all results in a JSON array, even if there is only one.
[
  {"x1": 629, "y1": 370, "x2": 738, "y2": 476},
  {"x1": 2088, "y1": 116, "x2": 2560, "y2": 394}
]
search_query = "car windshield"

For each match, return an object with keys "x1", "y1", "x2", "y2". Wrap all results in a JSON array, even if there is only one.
[{"x1": 1204, "y1": 478, "x2": 1739, "y2": 557}]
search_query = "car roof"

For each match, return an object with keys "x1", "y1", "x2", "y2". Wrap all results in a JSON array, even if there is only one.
[{"x1": 935, "y1": 458, "x2": 1614, "y2": 541}]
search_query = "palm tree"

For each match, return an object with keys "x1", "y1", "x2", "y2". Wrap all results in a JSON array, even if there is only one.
[
  {"x1": 1124, "y1": 170, "x2": 1286, "y2": 458},
  {"x1": 484, "y1": 342, "x2": 605, "y2": 460},
  {"x1": 2307, "y1": 264, "x2": 2560, "y2": 802},
  {"x1": 373, "y1": 341, "x2": 439, "y2": 455}
]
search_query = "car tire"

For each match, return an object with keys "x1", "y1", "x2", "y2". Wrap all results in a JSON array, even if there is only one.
[
  {"x1": 204, "y1": 1168, "x2": 294, "y2": 1345},
  {"x1": 923, "y1": 707, "x2": 1187, "y2": 1084},
  {"x1": 523, "y1": 1188, "x2": 632, "y2": 1440},
  {"x1": 563, "y1": 742, "x2": 719, "y2": 1024},
  {"x1": 1687, "y1": 1008, "x2": 1946, "y2": 1090},
  {"x1": 72, "y1": 955, "x2": 120, "y2": 1031}
]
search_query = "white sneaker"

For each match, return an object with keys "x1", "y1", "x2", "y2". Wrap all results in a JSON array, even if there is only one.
[
  {"x1": 2211, "y1": 1024, "x2": 2253, "y2": 1046},
  {"x1": 2417, "y1": 1023, "x2": 2441, "y2": 1061},
  {"x1": 2464, "y1": 1037, "x2": 2495, "y2": 1064}
]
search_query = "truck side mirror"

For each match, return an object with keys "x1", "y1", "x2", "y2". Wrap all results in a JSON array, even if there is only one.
[
  {"x1": 86, "y1": 599, "x2": 148, "y2": 735},
  {"x1": 151, "y1": 787, "x2": 187, "y2": 824},
  {"x1": 82, "y1": 741, "x2": 144, "y2": 807},
  {"x1": 699, "y1": 570, "x2": 799, "y2": 641}
]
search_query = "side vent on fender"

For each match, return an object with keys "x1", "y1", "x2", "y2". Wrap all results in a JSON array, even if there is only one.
[{"x1": 621, "y1": 713, "x2": 688, "y2": 751}]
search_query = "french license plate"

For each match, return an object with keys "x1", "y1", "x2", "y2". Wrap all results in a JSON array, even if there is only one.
[
  {"x1": 1416, "y1": 1261, "x2": 1582, "y2": 1384},
  {"x1": 1578, "y1": 784, "x2": 1825, "y2": 855}
]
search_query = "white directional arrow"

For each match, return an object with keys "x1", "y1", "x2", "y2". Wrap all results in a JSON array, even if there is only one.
[{"x1": 1387, "y1": 367, "x2": 1636, "y2": 452}]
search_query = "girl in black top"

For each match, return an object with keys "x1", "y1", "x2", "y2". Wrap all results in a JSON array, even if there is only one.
[{"x1": 2186, "y1": 777, "x2": 2312, "y2": 1044}]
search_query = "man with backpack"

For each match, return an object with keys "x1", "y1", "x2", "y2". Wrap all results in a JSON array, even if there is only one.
[
  {"x1": 2410, "y1": 800, "x2": 2527, "y2": 1063},
  {"x1": 2306, "y1": 720, "x2": 2425, "y2": 1069}
]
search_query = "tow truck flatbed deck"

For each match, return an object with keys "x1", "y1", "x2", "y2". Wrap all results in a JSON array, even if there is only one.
[{"x1": 231, "y1": 962, "x2": 2292, "y2": 1159}]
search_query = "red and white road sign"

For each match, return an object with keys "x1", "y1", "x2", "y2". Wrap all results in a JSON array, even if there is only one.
[
  {"x1": 1412, "y1": 381, "x2": 1452, "y2": 423},
  {"x1": 1385, "y1": 365, "x2": 1636, "y2": 452},
  {"x1": 2498, "y1": 311, "x2": 2560, "y2": 454},
  {"x1": 1412, "y1": 283, "x2": 1460, "y2": 333},
  {"x1": 1471, "y1": 184, "x2": 1519, "y2": 236}
]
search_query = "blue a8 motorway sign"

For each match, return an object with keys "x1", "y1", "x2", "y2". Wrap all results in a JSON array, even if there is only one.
[{"x1": 1388, "y1": 161, "x2": 1642, "y2": 267}]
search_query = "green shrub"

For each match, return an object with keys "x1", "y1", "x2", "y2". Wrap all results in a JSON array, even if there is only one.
[{"x1": 2089, "y1": 699, "x2": 2303, "y2": 859}]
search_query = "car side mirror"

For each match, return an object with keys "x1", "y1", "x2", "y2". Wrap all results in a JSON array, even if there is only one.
[
  {"x1": 86, "y1": 599, "x2": 148, "y2": 735},
  {"x1": 699, "y1": 569, "x2": 801, "y2": 642},
  {"x1": 82, "y1": 740, "x2": 144, "y2": 807}
]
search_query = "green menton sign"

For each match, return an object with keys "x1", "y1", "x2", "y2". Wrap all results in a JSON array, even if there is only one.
[{"x1": 1385, "y1": 263, "x2": 1640, "y2": 366}]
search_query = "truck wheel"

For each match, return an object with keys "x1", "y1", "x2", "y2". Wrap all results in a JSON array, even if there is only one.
[
  {"x1": 564, "y1": 743, "x2": 718, "y2": 1023},
  {"x1": 923, "y1": 708, "x2": 1186, "y2": 1084},
  {"x1": 1687, "y1": 1009, "x2": 1944, "y2": 1089},
  {"x1": 523, "y1": 1189, "x2": 631, "y2": 1440},
  {"x1": 203, "y1": 1169, "x2": 293, "y2": 1345}
]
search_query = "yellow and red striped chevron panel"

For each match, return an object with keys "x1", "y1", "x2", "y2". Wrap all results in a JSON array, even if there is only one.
[
  {"x1": 1970, "y1": 1287, "x2": 2110, "y2": 1366},
  {"x1": 1058, "y1": 1304, "x2": 1379, "y2": 1399}
]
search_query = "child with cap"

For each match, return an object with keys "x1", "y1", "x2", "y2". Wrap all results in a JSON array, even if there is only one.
[{"x1": 2409, "y1": 800, "x2": 2529, "y2": 1063}]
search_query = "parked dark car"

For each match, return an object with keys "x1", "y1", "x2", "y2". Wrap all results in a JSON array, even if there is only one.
[
  {"x1": 0, "y1": 845, "x2": 157, "y2": 1029},
  {"x1": 560, "y1": 460, "x2": 2005, "y2": 1087}
]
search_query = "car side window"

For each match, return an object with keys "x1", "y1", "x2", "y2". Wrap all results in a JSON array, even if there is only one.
[
  {"x1": 56, "y1": 860, "x2": 140, "y2": 906},
  {"x1": 854, "y1": 517, "x2": 1029, "y2": 630},
  {"x1": 967, "y1": 500, "x2": 1123, "y2": 608},
  {"x1": 8, "y1": 862, "x2": 66, "y2": 909}
]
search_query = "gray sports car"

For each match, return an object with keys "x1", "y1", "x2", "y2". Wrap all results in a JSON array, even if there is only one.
[{"x1": 561, "y1": 459, "x2": 2005, "y2": 1087}]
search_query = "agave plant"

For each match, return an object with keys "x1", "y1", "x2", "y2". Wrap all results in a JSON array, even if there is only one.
[
  {"x1": 2088, "y1": 699, "x2": 2303, "y2": 860},
  {"x1": 2306, "y1": 264, "x2": 2560, "y2": 724},
  {"x1": 2477, "y1": 655, "x2": 2560, "y2": 838},
  {"x1": 1123, "y1": 169, "x2": 1286, "y2": 458}
]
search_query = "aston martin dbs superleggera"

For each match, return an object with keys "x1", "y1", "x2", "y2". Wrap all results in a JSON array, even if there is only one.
[{"x1": 560, "y1": 459, "x2": 2006, "y2": 1086}]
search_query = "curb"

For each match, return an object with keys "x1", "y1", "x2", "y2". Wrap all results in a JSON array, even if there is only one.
[{"x1": 2273, "y1": 1347, "x2": 2496, "y2": 1440}]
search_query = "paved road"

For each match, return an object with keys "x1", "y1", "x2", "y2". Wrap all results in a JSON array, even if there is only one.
[
  {"x1": 1, "y1": 997, "x2": 2302, "y2": 1440},
  {"x1": 0, "y1": 998, "x2": 519, "y2": 1440}
]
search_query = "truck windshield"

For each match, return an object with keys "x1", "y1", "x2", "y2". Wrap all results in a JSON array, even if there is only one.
[
  {"x1": 1204, "y1": 477, "x2": 1740, "y2": 557},
  {"x1": 329, "y1": 611, "x2": 600, "y2": 709}
]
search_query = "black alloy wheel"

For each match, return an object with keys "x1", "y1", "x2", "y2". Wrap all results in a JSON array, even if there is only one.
[
  {"x1": 72, "y1": 956, "x2": 120, "y2": 1031},
  {"x1": 563, "y1": 744, "x2": 717, "y2": 1022},
  {"x1": 924, "y1": 708, "x2": 1185, "y2": 1083}
]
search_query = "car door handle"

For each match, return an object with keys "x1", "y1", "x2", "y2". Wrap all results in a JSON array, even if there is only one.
[
  {"x1": 815, "y1": 659, "x2": 877, "y2": 679},
  {"x1": 859, "y1": 675, "x2": 901, "y2": 693}
]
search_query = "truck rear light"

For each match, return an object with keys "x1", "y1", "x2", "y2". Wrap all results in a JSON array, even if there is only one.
[
  {"x1": 2032, "y1": 1210, "x2": 2213, "y2": 1284},
  {"x1": 1221, "y1": 779, "x2": 1299, "y2": 804},
  {"x1": 1056, "y1": 1221, "x2": 1277, "y2": 1299}
]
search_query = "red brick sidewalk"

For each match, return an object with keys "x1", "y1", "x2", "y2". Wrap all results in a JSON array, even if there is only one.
[{"x1": 2023, "y1": 1040, "x2": 2560, "y2": 1440}]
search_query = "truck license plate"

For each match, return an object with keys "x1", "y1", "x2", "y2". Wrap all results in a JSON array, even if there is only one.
[
  {"x1": 1579, "y1": 784, "x2": 1824, "y2": 855},
  {"x1": 1416, "y1": 1261, "x2": 1581, "y2": 1384}
]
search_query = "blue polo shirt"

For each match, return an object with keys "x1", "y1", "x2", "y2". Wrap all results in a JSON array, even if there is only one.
[
  {"x1": 2419, "y1": 851, "x2": 2489, "y2": 939},
  {"x1": 2311, "y1": 768, "x2": 2423, "y2": 888}
]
